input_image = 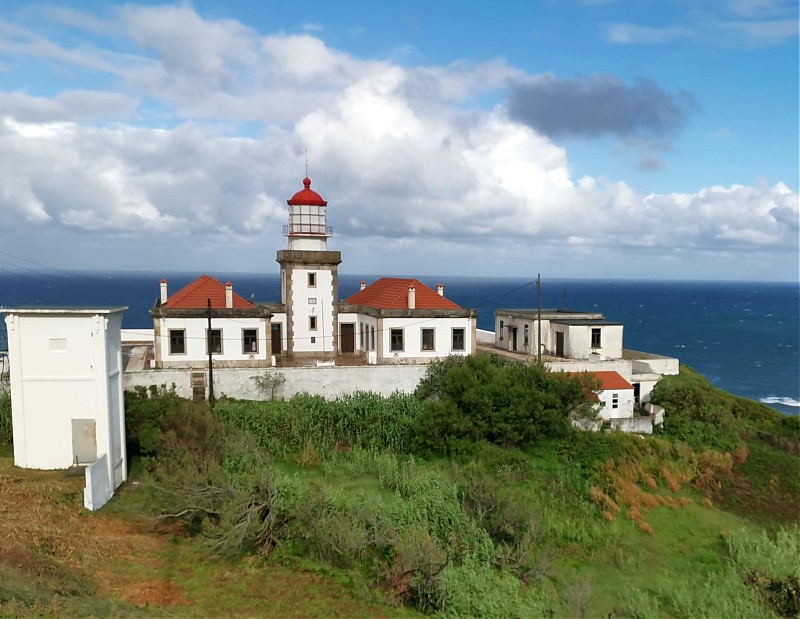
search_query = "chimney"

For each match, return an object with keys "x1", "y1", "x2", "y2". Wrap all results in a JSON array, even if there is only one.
[
  {"x1": 408, "y1": 286, "x2": 416, "y2": 309},
  {"x1": 360, "y1": 280, "x2": 366, "y2": 291},
  {"x1": 225, "y1": 281, "x2": 233, "y2": 309},
  {"x1": 437, "y1": 283, "x2": 444, "y2": 297},
  {"x1": 160, "y1": 279, "x2": 168, "y2": 305}
]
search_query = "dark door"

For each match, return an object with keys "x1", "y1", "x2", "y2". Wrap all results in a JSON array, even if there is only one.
[
  {"x1": 634, "y1": 383, "x2": 641, "y2": 405},
  {"x1": 340, "y1": 323, "x2": 355, "y2": 353},
  {"x1": 511, "y1": 327, "x2": 518, "y2": 352},
  {"x1": 271, "y1": 324, "x2": 282, "y2": 355},
  {"x1": 555, "y1": 331, "x2": 564, "y2": 357}
]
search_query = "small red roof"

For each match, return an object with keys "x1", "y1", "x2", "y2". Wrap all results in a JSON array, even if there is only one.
[
  {"x1": 287, "y1": 177, "x2": 327, "y2": 207},
  {"x1": 346, "y1": 278, "x2": 461, "y2": 310},
  {"x1": 570, "y1": 371, "x2": 634, "y2": 391},
  {"x1": 162, "y1": 275, "x2": 254, "y2": 309}
]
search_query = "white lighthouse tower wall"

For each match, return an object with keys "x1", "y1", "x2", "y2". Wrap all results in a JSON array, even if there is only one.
[{"x1": 289, "y1": 268, "x2": 335, "y2": 353}]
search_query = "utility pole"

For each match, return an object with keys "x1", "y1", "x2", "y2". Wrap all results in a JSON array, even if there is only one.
[
  {"x1": 207, "y1": 297, "x2": 215, "y2": 411},
  {"x1": 537, "y1": 273, "x2": 542, "y2": 365}
]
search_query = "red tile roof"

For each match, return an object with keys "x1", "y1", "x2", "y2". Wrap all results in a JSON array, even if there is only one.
[
  {"x1": 162, "y1": 275, "x2": 254, "y2": 309},
  {"x1": 346, "y1": 278, "x2": 461, "y2": 310},
  {"x1": 570, "y1": 371, "x2": 634, "y2": 391}
]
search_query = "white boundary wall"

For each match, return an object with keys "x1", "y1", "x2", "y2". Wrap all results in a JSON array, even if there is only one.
[
  {"x1": 84, "y1": 454, "x2": 113, "y2": 511},
  {"x1": 125, "y1": 365, "x2": 428, "y2": 400}
]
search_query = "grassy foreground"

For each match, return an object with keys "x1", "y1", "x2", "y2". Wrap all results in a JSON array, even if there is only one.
[{"x1": 0, "y1": 360, "x2": 798, "y2": 617}]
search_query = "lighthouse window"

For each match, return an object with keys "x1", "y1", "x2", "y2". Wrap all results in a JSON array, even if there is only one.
[
  {"x1": 591, "y1": 328, "x2": 602, "y2": 349},
  {"x1": 309, "y1": 316, "x2": 317, "y2": 331},
  {"x1": 421, "y1": 328, "x2": 435, "y2": 351},
  {"x1": 308, "y1": 272, "x2": 317, "y2": 288},
  {"x1": 169, "y1": 329, "x2": 186, "y2": 355},
  {"x1": 524, "y1": 324, "x2": 529, "y2": 346},
  {"x1": 390, "y1": 329, "x2": 404, "y2": 352},
  {"x1": 452, "y1": 328, "x2": 465, "y2": 351}
]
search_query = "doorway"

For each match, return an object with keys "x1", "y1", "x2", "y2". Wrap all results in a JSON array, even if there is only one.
[
  {"x1": 511, "y1": 327, "x2": 518, "y2": 352},
  {"x1": 340, "y1": 323, "x2": 355, "y2": 353},
  {"x1": 555, "y1": 331, "x2": 565, "y2": 357},
  {"x1": 271, "y1": 323, "x2": 282, "y2": 355}
]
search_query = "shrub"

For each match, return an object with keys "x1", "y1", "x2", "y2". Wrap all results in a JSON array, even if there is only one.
[
  {"x1": 413, "y1": 356, "x2": 594, "y2": 454},
  {"x1": 0, "y1": 391, "x2": 11, "y2": 449}
]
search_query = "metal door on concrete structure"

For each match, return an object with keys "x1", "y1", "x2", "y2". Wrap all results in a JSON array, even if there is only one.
[
  {"x1": 555, "y1": 332, "x2": 565, "y2": 357},
  {"x1": 340, "y1": 323, "x2": 355, "y2": 353},
  {"x1": 71, "y1": 419, "x2": 97, "y2": 465}
]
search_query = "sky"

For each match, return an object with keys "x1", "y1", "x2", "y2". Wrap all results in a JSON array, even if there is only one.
[{"x1": 0, "y1": 1, "x2": 797, "y2": 281}]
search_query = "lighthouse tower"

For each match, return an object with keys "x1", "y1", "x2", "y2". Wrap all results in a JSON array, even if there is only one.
[{"x1": 277, "y1": 178, "x2": 342, "y2": 361}]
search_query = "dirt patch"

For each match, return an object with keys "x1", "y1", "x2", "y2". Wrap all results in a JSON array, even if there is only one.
[{"x1": 121, "y1": 579, "x2": 188, "y2": 607}]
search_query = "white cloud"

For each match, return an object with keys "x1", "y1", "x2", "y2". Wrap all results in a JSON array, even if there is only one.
[
  {"x1": 605, "y1": 24, "x2": 692, "y2": 44},
  {"x1": 0, "y1": 4, "x2": 795, "y2": 278}
]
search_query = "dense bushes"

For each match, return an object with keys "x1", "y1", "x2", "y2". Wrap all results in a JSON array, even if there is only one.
[
  {"x1": 217, "y1": 391, "x2": 423, "y2": 455},
  {"x1": 413, "y1": 356, "x2": 595, "y2": 454}
]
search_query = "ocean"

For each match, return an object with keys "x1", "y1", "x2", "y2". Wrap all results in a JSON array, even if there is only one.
[{"x1": 0, "y1": 271, "x2": 797, "y2": 415}]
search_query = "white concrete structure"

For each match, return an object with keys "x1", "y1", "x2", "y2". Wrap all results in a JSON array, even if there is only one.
[
  {"x1": 1, "y1": 307, "x2": 127, "y2": 492},
  {"x1": 493, "y1": 307, "x2": 678, "y2": 407},
  {"x1": 494, "y1": 309, "x2": 622, "y2": 359}
]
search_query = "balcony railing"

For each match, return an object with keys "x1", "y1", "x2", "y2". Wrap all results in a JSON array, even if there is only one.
[{"x1": 283, "y1": 224, "x2": 333, "y2": 236}]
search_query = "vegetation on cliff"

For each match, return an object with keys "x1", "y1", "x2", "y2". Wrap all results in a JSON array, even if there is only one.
[{"x1": 1, "y1": 359, "x2": 798, "y2": 617}]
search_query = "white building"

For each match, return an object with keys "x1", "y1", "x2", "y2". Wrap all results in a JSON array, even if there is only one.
[
  {"x1": 343, "y1": 278, "x2": 476, "y2": 364},
  {"x1": 493, "y1": 308, "x2": 678, "y2": 406},
  {"x1": 571, "y1": 370, "x2": 636, "y2": 420},
  {"x1": 152, "y1": 276, "x2": 273, "y2": 370},
  {"x1": 1, "y1": 307, "x2": 127, "y2": 488},
  {"x1": 494, "y1": 309, "x2": 622, "y2": 359}
]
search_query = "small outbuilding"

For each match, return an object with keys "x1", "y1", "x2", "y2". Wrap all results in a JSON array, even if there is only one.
[{"x1": 2, "y1": 306, "x2": 128, "y2": 507}]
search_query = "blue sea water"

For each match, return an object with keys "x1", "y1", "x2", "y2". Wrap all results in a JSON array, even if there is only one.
[{"x1": 0, "y1": 271, "x2": 797, "y2": 415}]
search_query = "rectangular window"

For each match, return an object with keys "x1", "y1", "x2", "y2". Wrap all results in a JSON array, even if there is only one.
[
  {"x1": 591, "y1": 328, "x2": 602, "y2": 349},
  {"x1": 169, "y1": 329, "x2": 185, "y2": 355},
  {"x1": 499, "y1": 320, "x2": 504, "y2": 340},
  {"x1": 390, "y1": 328, "x2": 404, "y2": 352},
  {"x1": 370, "y1": 326, "x2": 375, "y2": 351},
  {"x1": 612, "y1": 393, "x2": 619, "y2": 409},
  {"x1": 242, "y1": 329, "x2": 258, "y2": 353},
  {"x1": 452, "y1": 328, "x2": 465, "y2": 351},
  {"x1": 308, "y1": 272, "x2": 317, "y2": 287},
  {"x1": 523, "y1": 324, "x2": 529, "y2": 346},
  {"x1": 309, "y1": 315, "x2": 317, "y2": 331},
  {"x1": 206, "y1": 328, "x2": 222, "y2": 354},
  {"x1": 421, "y1": 328, "x2": 435, "y2": 351},
  {"x1": 359, "y1": 323, "x2": 365, "y2": 349}
]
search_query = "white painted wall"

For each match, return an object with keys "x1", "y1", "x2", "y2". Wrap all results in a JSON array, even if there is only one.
[
  {"x1": 124, "y1": 365, "x2": 428, "y2": 400},
  {"x1": 3, "y1": 308, "x2": 126, "y2": 486},
  {"x1": 290, "y1": 268, "x2": 335, "y2": 353},
  {"x1": 157, "y1": 316, "x2": 268, "y2": 366},
  {"x1": 561, "y1": 324, "x2": 623, "y2": 359},
  {"x1": 597, "y1": 387, "x2": 635, "y2": 419},
  {"x1": 381, "y1": 317, "x2": 472, "y2": 362},
  {"x1": 495, "y1": 316, "x2": 549, "y2": 354}
]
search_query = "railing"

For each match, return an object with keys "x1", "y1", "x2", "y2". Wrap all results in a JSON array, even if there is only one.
[
  {"x1": 282, "y1": 224, "x2": 333, "y2": 236},
  {"x1": 0, "y1": 351, "x2": 9, "y2": 385}
]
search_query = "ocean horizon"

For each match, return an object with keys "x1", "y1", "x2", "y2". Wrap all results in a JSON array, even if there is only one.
[{"x1": 1, "y1": 270, "x2": 797, "y2": 416}]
